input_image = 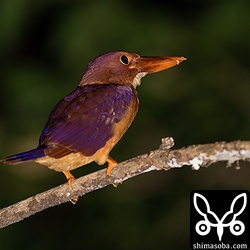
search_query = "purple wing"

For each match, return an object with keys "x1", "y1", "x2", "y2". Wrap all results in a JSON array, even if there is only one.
[{"x1": 39, "y1": 84, "x2": 137, "y2": 158}]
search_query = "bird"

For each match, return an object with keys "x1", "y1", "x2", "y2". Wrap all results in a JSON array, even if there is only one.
[{"x1": 1, "y1": 51, "x2": 186, "y2": 199}]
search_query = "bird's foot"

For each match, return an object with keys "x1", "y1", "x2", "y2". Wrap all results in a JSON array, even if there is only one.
[
  {"x1": 63, "y1": 171, "x2": 79, "y2": 204},
  {"x1": 106, "y1": 157, "x2": 122, "y2": 187}
]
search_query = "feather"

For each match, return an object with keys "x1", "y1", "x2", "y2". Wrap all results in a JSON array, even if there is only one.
[{"x1": 39, "y1": 84, "x2": 138, "y2": 158}]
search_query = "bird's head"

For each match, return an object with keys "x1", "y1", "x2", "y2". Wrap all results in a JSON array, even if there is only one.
[{"x1": 79, "y1": 51, "x2": 186, "y2": 88}]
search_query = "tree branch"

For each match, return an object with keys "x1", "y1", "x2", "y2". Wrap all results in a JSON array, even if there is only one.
[{"x1": 1, "y1": 138, "x2": 250, "y2": 229}]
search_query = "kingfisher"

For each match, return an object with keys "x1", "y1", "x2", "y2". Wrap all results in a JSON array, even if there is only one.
[{"x1": 1, "y1": 51, "x2": 186, "y2": 190}]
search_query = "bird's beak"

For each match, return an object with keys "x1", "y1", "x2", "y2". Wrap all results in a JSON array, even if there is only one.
[{"x1": 135, "y1": 56, "x2": 186, "y2": 74}]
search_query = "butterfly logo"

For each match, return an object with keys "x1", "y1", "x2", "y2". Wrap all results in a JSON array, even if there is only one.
[{"x1": 193, "y1": 192, "x2": 247, "y2": 241}]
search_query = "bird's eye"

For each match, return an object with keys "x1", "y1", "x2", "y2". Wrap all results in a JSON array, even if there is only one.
[{"x1": 120, "y1": 55, "x2": 129, "y2": 65}]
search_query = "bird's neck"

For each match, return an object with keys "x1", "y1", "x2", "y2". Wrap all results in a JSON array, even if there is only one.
[{"x1": 79, "y1": 72, "x2": 147, "y2": 88}]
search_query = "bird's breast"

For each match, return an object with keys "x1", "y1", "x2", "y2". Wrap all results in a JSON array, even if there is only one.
[{"x1": 88, "y1": 84, "x2": 139, "y2": 165}]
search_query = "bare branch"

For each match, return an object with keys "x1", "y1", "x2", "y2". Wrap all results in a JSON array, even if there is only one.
[{"x1": 1, "y1": 138, "x2": 250, "y2": 229}]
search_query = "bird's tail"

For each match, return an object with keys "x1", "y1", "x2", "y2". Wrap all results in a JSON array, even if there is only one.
[{"x1": 0, "y1": 147, "x2": 46, "y2": 165}]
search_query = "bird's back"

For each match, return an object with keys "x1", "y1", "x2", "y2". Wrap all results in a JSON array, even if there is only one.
[{"x1": 1, "y1": 83, "x2": 139, "y2": 172}]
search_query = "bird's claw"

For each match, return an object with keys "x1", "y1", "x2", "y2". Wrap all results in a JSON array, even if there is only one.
[
  {"x1": 70, "y1": 196, "x2": 79, "y2": 205},
  {"x1": 63, "y1": 171, "x2": 79, "y2": 204},
  {"x1": 106, "y1": 157, "x2": 123, "y2": 187}
]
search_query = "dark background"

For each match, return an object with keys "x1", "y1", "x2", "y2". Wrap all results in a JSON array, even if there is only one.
[{"x1": 0, "y1": 0, "x2": 250, "y2": 249}]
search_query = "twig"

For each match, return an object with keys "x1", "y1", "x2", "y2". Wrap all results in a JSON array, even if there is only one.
[{"x1": 1, "y1": 138, "x2": 250, "y2": 228}]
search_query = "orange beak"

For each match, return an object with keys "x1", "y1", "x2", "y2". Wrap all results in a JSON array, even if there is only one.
[{"x1": 135, "y1": 56, "x2": 186, "y2": 74}]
